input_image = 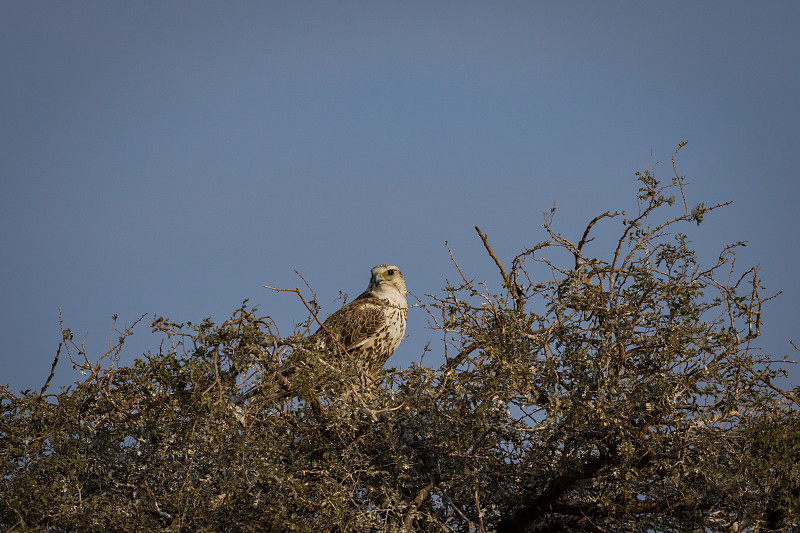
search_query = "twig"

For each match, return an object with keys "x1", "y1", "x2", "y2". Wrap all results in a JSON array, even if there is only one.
[
  {"x1": 576, "y1": 211, "x2": 620, "y2": 269},
  {"x1": 759, "y1": 375, "x2": 800, "y2": 409},
  {"x1": 474, "y1": 226, "x2": 524, "y2": 311},
  {"x1": 433, "y1": 342, "x2": 478, "y2": 401},
  {"x1": 446, "y1": 241, "x2": 470, "y2": 286},
  {"x1": 439, "y1": 489, "x2": 475, "y2": 530},
  {"x1": 89, "y1": 314, "x2": 148, "y2": 375},
  {"x1": 263, "y1": 284, "x2": 350, "y2": 355},
  {"x1": 748, "y1": 265, "x2": 762, "y2": 339},
  {"x1": 672, "y1": 141, "x2": 690, "y2": 214},
  {"x1": 403, "y1": 479, "x2": 436, "y2": 528},
  {"x1": 466, "y1": 427, "x2": 491, "y2": 454},
  {"x1": 40, "y1": 342, "x2": 62, "y2": 395},
  {"x1": 264, "y1": 285, "x2": 325, "y2": 331},
  {"x1": 475, "y1": 226, "x2": 509, "y2": 285},
  {"x1": 293, "y1": 269, "x2": 318, "y2": 303}
]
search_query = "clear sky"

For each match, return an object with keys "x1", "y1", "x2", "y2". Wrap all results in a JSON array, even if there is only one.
[{"x1": 2, "y1": 2, "x2": 798, "y2": 393}]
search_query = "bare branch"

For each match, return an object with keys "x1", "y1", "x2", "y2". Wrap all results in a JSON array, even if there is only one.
[
  {"x1": 475, "y1": 226, "x2": 525, "y2": 311},
  {"x1": 40, "y1": 342, "x2": 62, "y2": 396},
  {"x1": 576, "y1": 211, "x2": 621, "y2": 269},
  {"x1": 403, "y1": 480, "x2": 436, "y2": 528}
]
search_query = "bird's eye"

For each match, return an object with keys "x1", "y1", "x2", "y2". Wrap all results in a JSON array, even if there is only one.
[{"x1": 387, "y1": 269, "x2": 395, "y2": 275}]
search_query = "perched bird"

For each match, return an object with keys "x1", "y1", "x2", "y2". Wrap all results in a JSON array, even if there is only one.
[
  {"x1": 239, "y1": 264, "x2": 408, "y2": 407},
  {"x1": 313, "y1": 264, "x2": 408, "y2": 376}
]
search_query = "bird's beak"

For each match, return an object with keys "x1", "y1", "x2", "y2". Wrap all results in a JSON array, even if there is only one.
[{"x1": 373, "y1": 273, "x2": 384, "y2": 285}]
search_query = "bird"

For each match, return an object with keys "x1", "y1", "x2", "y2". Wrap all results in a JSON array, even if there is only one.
[
  {"x1": 239, "y1": 264, "x2": 408, "y2": 407},
  {"x1": 312, "y1": 264, "x2": 408, "y2": 376}
]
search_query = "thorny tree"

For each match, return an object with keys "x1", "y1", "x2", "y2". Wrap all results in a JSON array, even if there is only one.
[{"x1": 2, "y1": 145, "x2": 799, "y2": 532}]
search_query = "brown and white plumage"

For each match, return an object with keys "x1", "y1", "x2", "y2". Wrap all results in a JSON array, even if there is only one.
[
  {"x1": 313, "y1": 264, "x2": 408, "y2": 375},
  {"x1": 240, "y1": 265, "x2": 408, "y2": 406}
]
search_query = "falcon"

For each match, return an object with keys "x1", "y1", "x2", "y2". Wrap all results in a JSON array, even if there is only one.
[
  {"x1": 241, "y1": 265, "x2": 408, "y2": 407},
  {"x1": 313, "y1": 264, "x2": 408, "y2": 376}
]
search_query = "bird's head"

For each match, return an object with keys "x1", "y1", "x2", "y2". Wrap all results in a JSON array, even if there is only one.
[{"x1": 368, "y1": 264, "x2": 407, "y2": 299}]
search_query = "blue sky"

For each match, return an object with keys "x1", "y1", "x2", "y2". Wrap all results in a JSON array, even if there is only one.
[{"x1": 2, "y1": 2, "x2": 798, "y2": 392}]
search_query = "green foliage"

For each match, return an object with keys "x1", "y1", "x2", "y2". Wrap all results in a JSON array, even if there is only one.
[{"x1": 2, "y1": 145, "x2": 798, "y2": 532}]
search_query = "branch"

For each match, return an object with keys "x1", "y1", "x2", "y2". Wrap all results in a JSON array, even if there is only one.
[
  {"x1": 575, "y1": 211, "x2": 620, "y2": 269},
  {"x1": 263, "y1": 283, "x2": 348, "y2": 354},
  {"x1": 495, "y1": 452, "x2": 615, "y2": 533},
  {"x1": 475, "y1": 226, "x2": 525, "y2": 311},
  {"x1": 672, "y1": 141, "x2": 690, "y2": 214},
  {"x1": 758, "y1": 373, "x2": 800, "y2": 410},
  {"x1": 40, "y1": 342, "x2": 62, "y2": 396},
  {"x1": 403, "y1": 479, "x2": 436, "y2": 528},
  {"x1": 550, "y1": 496, "x2": 704, "y2": 518},
  {"x1": 426, "y1": 342, "x2": 479, "y2": 406}
]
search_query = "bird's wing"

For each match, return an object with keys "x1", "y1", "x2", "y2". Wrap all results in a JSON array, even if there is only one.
[{"x1": 316, "y1": 292, "x2": 387, "y2": 352}]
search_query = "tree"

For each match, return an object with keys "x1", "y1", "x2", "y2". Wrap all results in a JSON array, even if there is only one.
[{"x1": 2, "y1": 145, "x2": 798, "y2": 532}]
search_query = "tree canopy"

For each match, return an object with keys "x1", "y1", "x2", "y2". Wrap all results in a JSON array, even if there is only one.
[{"x1": 2, "y1": 146, "x2": 799, "y2": 532}]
